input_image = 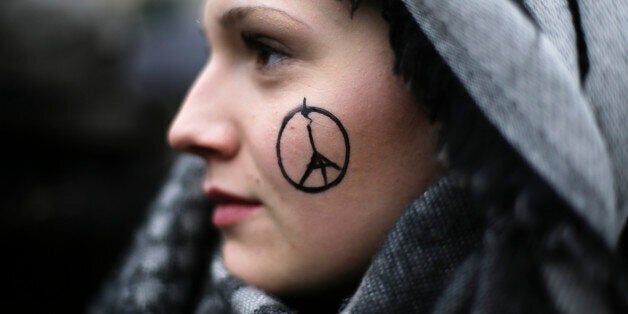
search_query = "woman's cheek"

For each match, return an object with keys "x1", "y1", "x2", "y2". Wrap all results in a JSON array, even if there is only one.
[{"x1": 255, "y1": 99, "x2": 351, "y2": 197}]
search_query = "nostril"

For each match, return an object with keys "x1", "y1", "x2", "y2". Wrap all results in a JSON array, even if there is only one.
[
  {"x1": 198, "y1": 123, "x2": 241, "y2": 159},
  {"x1": 168, "y1": 119, "x2": 240, "y2": 159}
]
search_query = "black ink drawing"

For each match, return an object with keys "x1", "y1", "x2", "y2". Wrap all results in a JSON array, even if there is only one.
[{"x1": 276, "y1": 98, "x2": 350, "y2": 193}]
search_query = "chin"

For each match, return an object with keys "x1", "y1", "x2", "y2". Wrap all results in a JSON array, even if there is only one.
[
  {"x1": 221, "y1": 239, "x2": 361, "y2": 298},
  {"x1": 221, "y1": 238, "x2": 292, "y2": 294}
]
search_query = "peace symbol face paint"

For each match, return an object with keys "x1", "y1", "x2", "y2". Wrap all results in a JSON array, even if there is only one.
[{"x1": 276, "y1": 98, "x2": 350, "y2": 193}]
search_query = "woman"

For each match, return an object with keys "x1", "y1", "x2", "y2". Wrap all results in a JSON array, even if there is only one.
[{"x1": 93, "y1": 0, "x2": 628, "y2": 313}]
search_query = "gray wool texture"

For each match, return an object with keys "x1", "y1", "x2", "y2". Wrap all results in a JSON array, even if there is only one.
[{"x1": 90, "y1": 155, "x2": 211, "y2": 314}]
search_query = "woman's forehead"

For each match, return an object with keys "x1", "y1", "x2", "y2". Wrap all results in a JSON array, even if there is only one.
[{"x1": 202, "y1": 0, "x2": 352, "y2": 28}]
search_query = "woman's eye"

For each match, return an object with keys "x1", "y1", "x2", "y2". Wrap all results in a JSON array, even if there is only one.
[
  {"x1": 241, "y1": 33, "x2": 289, "y2": 68},
  {"x1": 258, "y1": 48, "x2": 286, "y2": 67}
]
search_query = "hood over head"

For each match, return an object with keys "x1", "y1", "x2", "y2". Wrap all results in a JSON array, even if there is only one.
[{"x1": 399, "y1": 0, "x2": 627, "y2": 246}]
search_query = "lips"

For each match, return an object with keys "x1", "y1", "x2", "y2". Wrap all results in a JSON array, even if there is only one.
[{"x1": 206, "y1": 188, "x2": 262, "y2": 228}]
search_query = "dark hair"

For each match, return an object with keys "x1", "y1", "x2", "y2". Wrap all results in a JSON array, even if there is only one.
[{"x1": 353, "y1": 0, "x2": 628, "y2": 310}]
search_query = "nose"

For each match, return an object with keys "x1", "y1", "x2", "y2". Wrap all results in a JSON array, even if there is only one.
[{"x1": 168, "y1": 67, "x2": 240, "y2": 160}]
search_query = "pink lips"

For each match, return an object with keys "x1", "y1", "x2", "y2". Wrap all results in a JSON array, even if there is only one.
[{"x1": 206, "y1": 189, "x2": 262, "y2": 228}]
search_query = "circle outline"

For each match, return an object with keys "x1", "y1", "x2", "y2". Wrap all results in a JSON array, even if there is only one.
[{"x1": 276, "y1": 105, "x2": 350, "y2": 193}]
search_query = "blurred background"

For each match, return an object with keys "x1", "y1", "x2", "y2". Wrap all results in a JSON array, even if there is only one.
[{"x1": 0, "y1": 0, "x2": 205, "y2": 312}]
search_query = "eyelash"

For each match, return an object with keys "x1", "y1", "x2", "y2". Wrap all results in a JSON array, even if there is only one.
[{"x1": 241, "y1": 32, "x2": 289, "y2": 69}]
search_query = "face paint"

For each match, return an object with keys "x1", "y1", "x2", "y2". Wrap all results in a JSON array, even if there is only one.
[{"x1": 276, "y1": 98, "x2": 350, "y2": 193}]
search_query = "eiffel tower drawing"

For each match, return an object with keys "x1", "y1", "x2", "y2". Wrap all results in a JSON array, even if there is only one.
[{"x1": 298, "y1": 99, "x2": 342, "y2": 188}]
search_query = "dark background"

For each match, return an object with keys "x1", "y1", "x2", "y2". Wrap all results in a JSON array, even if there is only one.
[{"x1": 0, "y1": 0, "x2": 205, "y2": 312}]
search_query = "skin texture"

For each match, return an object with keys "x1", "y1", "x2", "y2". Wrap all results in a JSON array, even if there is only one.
[{"x1": 168, "y1": 0, "x2": 440, "y2": 297}]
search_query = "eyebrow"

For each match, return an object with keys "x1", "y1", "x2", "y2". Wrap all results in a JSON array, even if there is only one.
[{"x1": 219, "y1": 6, "x2": 309, "y2": 29}]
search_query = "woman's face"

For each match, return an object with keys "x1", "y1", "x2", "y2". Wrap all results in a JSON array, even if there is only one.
[{"x1": 169, "y1": 0, "x2": 439, "y2": 295}]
